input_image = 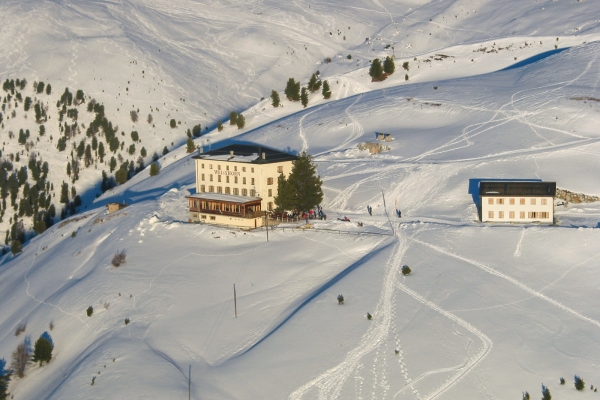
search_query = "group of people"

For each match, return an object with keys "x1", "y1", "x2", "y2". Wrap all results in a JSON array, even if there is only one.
[
  {"x1": 366, "y1": 205, "x2": 402, "y2": 218},
  {"x1": 301, "y1": 205, "x2": 326, "y2": 221}
]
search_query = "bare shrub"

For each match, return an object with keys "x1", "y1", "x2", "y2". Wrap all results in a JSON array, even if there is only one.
[
  {"x1": 14, "y1": 323, "x2": 27, "y2": 337},
  {"x1": 130, "y1": 110, "x2": 138, "y2": 123},
  {"x1": 11, "y1": 339, "x2": 31, "y2": 378},
  {"x1": 112, "y1": 250, "x2": 127, "y2": 267},
  {"x1": 147, "y1": 114, "x2": 153, "y2": 124}
]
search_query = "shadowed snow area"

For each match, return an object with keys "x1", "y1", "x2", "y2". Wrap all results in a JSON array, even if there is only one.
[{"x1": 2, "y1": 0, "x2": 600, "y2": 399}]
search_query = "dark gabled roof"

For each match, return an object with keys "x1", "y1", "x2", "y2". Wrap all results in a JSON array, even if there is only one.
[
  {"x1": 479, "y1": 181, "x2": 556, "y2": 197},
  {"x1": 192, "y1": 144, "x2": 297, "y2": 164}
]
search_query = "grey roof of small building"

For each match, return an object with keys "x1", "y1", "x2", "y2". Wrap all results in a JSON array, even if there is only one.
[
  {"x1": 186, "y1": 192, "x2": 262, "y2": 203},
  {"x1": 479, "y1": 181, "x2": 556, "y2": 197},
  {"x1": 193, "y1": 144, "x2": 297, "y2": 164}
]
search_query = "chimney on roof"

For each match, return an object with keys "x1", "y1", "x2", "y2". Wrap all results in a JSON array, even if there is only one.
[
  {"x1": 230, "y1": 150, "x2": 234, "y2": 157},
  {"x1": 198, "y1": 146, "x2": 203, "y2": 155},
  {"x1": 262, "y1": 152, "x2": 266, "y2": 160}
]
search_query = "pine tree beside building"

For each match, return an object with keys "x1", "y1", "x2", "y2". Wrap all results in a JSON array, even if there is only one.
[
  {"x1": 229, "y1": 111, "x2": 237, "y2": 125},
  {"x1": 288, "y1": 152, "x2": 323, "y2": 212},
  {"x1": 236, "y1": 114, "x2": 246, "y2": 129},
  {"x1": 186, "y1": 137, "x2": 195, "y2": 153},
  {"x1": 274, "y1": 173, "x2": 296, "y2": 212}
]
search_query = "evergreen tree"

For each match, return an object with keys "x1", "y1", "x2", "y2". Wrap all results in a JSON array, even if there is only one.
[
  {"x1": 217, "y1": 121, "x2": 223, "y2": 132},
  {"x1": 229, "y1": 111, "x2": 237, "y2": 125},
  {"x1": 287, "y1": 152, "x2": 323, "y2": 212},
  {"x1": 192, "y1": 124, "x2": 202, "y2": 137},
  {"x1": 402, "y1": 61, "x2": 409, "y2": 71},
  {"x1": 369, "y1": 58, "x2": 384, "y2": 80},
  {"x1": 91, "y1": 135, "x2": 98, "y2": 151},
  {"x1": 24, "y1": 96, "x2": 32, "y2": 111},
  {"x1": 11, "y1": 240, "x2": 22, "y2": 254},
  {"x1": 162, "y1": 146, "x2": 169, "y2": 156},
  {"x1": 66, "y1": 162, "x2": 71, "y2": 177},
  {"x1": 115, "y1": 168, "x2": 128, "y2": 185},
  {"x1": 186, "y1": 137, "x2": 195, "y2": 153},
  {"x1": 236, "y1": 114, "x2": 245, "y2": 129},
  {"x1": 301, "y1": 87, "x2": 309, "y2": 108},
  {"x1": 169, "y1": 119, "x2": 177, "y2": 128},
  {"x1": 383, "y1": 56, "x2": 395, "y2": 74},
  {"x1": 149, "y1": 162, "x2": 160, "y2": 176},
  {"x1": 140, "y1": 147, "x2": 147, "y2": 157},
  {"x1": 271, "y1": 90, "x2": 280, "y2": 107},
  {"x1": 274, "y1": 173, "x2": 296, "y2": 212},
  {"x1": 541, "y1": 384, "x2": 551, "y2": 400},
  {"x1": 128, "y1": 144, "x2": 135, "y2": 156},
  {"x1": 130, "y1": 131, "x2": 139, "y2": 142},
  {"x1": 39, "y1": 124, "x2": 45, "y2": 136},
  {"x1": 45, "y1": 84, "x2": 51, "y2": 95},
  {"x1": 98, "y1": 142, "x2": 105, "y2": 162},
  {"x1": 36, "y1": 82, "x2": 45, "y2": 94},
  {"x1": 109, "y1": 156, "x2": 117, "y2": 173},
  {"x1": 575, "y1": 376, "x2": 585, "y2": 391},
  {"x1": 307, "y1": 73, "x2": 322, "y2": 93},
  {"x1": 322, "y1": 80, "x2": 332, "y2": 99},
  {"x1": 0, "y1": 358, "x2": 10, "y2": 400},
  {"x1": 284, "y1": 78, "x2": 301, "y2": 101},
  {"x1": 522, "y1": 392, "x2": 529, "y2": 400},
  {"x1": 32, "y1": 336, "x2": 52, "y2": 366}
]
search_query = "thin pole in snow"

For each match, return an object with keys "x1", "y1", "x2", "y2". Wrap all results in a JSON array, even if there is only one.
[
  {"x1": 265, "y1": 211, "x2": 269, "y2": 242},
  {"x1": 234, "y1": 284, "x2": 237, "y2": 318},
  {"x1": 188, "y1": 365, "x2": 191, "y2": 400}
]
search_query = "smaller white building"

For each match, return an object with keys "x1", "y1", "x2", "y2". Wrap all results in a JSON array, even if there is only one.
[{"x1": 480, "y1": 181, "x2": 556, "y2": 223}]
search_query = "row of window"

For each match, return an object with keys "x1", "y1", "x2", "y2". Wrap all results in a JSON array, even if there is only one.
[
  {"x1": 488, "y1": 211, "x2": 550, "y2": 219},
  {"x1": 199, "y1": 185, "x2": 276, "y2": 197},
  {"x1": 487, "y1": 198, "x2": 548, "y2": 205},
  {"x1": 200, "y1": 174, "x2": 275, "y2": 185},
  {"x1": 200, "y1": 163, "x2": 284, "y2": 174}
]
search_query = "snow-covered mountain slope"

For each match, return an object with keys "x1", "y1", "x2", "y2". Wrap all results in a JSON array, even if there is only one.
[
  {"x1": 3, "y1": 36, "x2": 600, "y2": 399},
  {"x1": 2, "y1": 1, "x2": 600, "y2": 399}
]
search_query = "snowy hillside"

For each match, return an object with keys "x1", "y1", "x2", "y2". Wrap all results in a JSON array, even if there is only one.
[{"x1": 2, "y1": 0, "x2": 600, "y2": 399}]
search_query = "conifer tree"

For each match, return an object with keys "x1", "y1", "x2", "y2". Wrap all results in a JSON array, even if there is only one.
[
  {"x1": 186, "y1": 137, "x2": 195, "y2": 153},
  {"x1": 383, "y1": 56, "x2": 395, "y2": 74},
  {"x1": 109, "y1": 156, "x2": 117, "y2": 173},
  {"x1": 300, "y1": 87, "x2": 309, "y2": 108},
  {"x1": 60, "y1": 182, "x2": 69, "y2": 204},
  {"x1": 98, "y1": 142, "x2": 105, "y2": 162},
  {"x1": 169, "y1": 119, "x2": 177, "y2": 128},
  {"x1": 322, "y1": 80, "x2": 332, "y2": 99},
  {"x1": 115, "y1": 168, "x2": 128, "y2": 185},
  {"x1": 271, "y1": 90, "x2": 280, "y2": 107},
  {"x1": 284, "y1": 78, "x2": 300, "y2": 101},
  {"x1": 45, "y1": 84, "x2": 51, "y2": 95},
  {"x1": 217, "y1": 121, "x2": 223, "y2": 132},
  {"x1": 32, "y1": 336, "x2": 53, "y2": 366},
  {"x1": 140, "y1": 147, "x2": 147, "y2": 157},
  {"x1": 236, "y1": 114, "x2": 245, "y2": 129},
  {"x1": 369, "y1": 58, "x2": 384, "y2": 81},
  {"x1": 0, "y1": 358, "x2": 10, "y2": 400},
  {"x1": 307, "y1": 73, "x2": 321, "y2": 93},
  {"x1": 192, "y1": 124, "x2": 202, "y2": 137},
  {"x1": 11, "y1": 240, "x2": 22, "y2": 255},
  {"x1": 162, "y1": 146, "x2": 169, "y2": 155},
  {"x1": 287, "y1": 152, "x2": 323, "y2": 212},
  {"x1": 541, "y1": 384, "x2": 551, "y2": 400},
  {"x1": 274, "y1": 173, "x2": 296, "y2": 212},
  {"x1": 149, "y1": 162, "x2": 160, "y2": 176},
  {"x1": 229, "y1": 111, "x2": 237, "y2": 125}
]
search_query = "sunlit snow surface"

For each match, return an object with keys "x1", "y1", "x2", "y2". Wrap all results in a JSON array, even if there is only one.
[{"x1": 1, "y1": 0, "x2": 600, "y2": 399}]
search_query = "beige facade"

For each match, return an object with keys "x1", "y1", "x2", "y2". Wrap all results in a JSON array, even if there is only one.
[
  {"x1": 194, "y1": 158, "x2": 293, "y2": 211},
  {"x1": 481, "y1": 196, "x2": 554, "y2": 223}
]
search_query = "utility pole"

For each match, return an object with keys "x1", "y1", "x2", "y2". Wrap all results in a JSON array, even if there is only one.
[
  {"x1": 188, "y1": 365, "x2": 191, "y2": 400},
  {"x1": 265, "y1": 211, "x2": 269, "y2": 242},
  {"x1": 234, "y1": 284, "x2": 237, "y2": 318}
]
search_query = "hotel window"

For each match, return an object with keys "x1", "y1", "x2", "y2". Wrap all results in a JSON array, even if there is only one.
[
  {"x1": 509, "y1": 211, "x2": 515, "y2": 218},
  {"x1": 268, "y1": 202, "x2": 273, "y2": 211},
  {"x1": 218, "y1": 175, "x2": 222, "y2": 182},
  {"x1": 233, "y1": 188, "x2": 239, "y2": 195},
  {"x1": 209, "y1": 164, "x2": 212, "y2": 169},
  {"x1": 243, "y1": 177, "x2": 247, "y2": 184},
  {"x1": 210, "y1": 175, "x2": 213, "y2": 182},
  {"x1": 226, "y1": 166, "x2": 229, "y2": 171},
  {"x1": 200, "y1": 185, "x2": 205, "y2": 192},
  {"x1": 488, "y1": 198, "x2": 493, "y2": 205},
  {"x1": 225, "y1": 187, "x2": 231, "y2": 194},
  {"x1": 488, "y1": 211, "x2": 494, "y2": 218},
  {"x1": 540, "y1": 212, "x2": 549, "y2": 218},
  {"x1": 218, "y1": 165, "x2": 221, "y2": 170},
  {"x1": 242, "y1": 167, "x2": 246, "y2": 172},
  {"x1": 541, "y1": 198, "x2": 547, "y2": 205},
  {"x1": 201, "y1": 174, "x2": 205, "y2": 181},
  {"x1": 268, "y1": 189, "x2": 272, "y2": 197},
  {"x1": 277, "y1": 166, "x2": 283, "y2": 173},
  {"x1": 530, "y1": 198, "x2": 536, "y2": 205},
  {"x1": 234, "y1": 166, "x2": 237, "y2": 171},
  {"x1": 251, "y1": 178, "x2": 255, "y2": 185},
  {"x1": 210, "y1": 216, "x2": 216, "y2": 220},
  {"x1": 226, "y1": 176, "x2": 230, "y2": 183},
  {"x1": 519, "y1": 198, "x2": 525, "y2": 205},
  {"x1": 201, "y1": 214, "x2": 207, "y2": 219},
  {"x1": 209, "y1": 186, "x2": 214, "y2": 193},
  {"x1": 520, "y1": 211, "x2": 525, "y2": 219},
  {"x1": 217, "y1": 186, "x2": 223, "y2": 193},
  {"x1": 509, "y1": 198, "x2": 515, "y2": 205},
  {"x1": 235, "y1": 176, "x2": 238, "y2": 184},
  {"x1": 499, "y1": 211, "x2": 504, "y2": 218},
  {"x1": 242, "y1": 189, "x2": 248, "y2": 196},
  {"x1": 250, "y1": 189, "x2": 256, "y2": 197},
  {"x1": 251, "y1": 168, "x2": 254, "y2": 173},
  {"x1": 201, "y1": 163, "x2": 205, "y2": 169},
  {"x1": 528, "y1": 212, "x2": 536, "y2": 218},
  {"x1": 496, "y1": 198, "x2": 504, "y2": 205},
  {"x1": 267, "y1": 177, "x2": 274, "y2": 185}
]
